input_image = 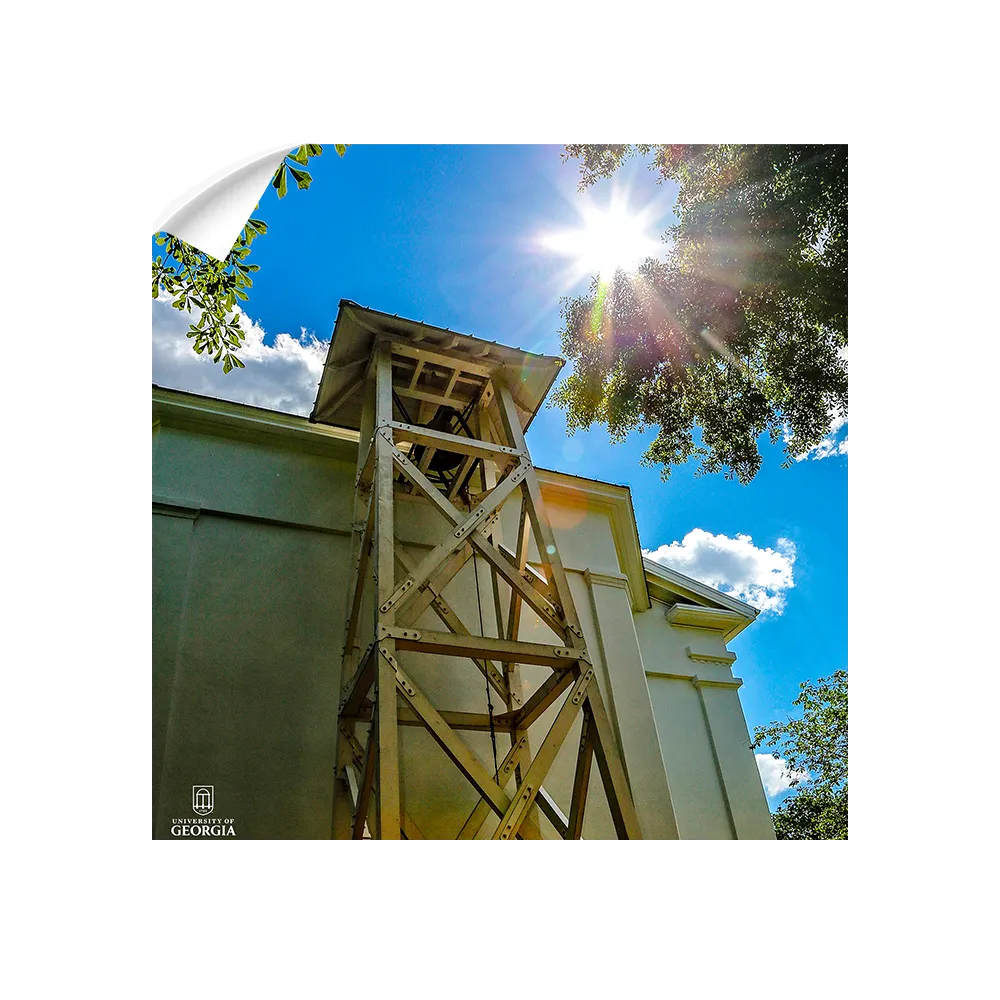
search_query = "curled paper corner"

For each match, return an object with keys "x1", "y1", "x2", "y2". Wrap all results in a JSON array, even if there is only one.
[{"x1": 154, "y1": 146, "x2": 297, "y2": 261}]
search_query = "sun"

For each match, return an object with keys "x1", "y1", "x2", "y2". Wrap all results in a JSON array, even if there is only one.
[{"x1": 538, "y1": 189, "x2": 664, "y2": 284}]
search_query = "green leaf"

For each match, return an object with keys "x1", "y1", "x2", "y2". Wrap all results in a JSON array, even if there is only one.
[
  {"x1": 334, "y1": 144, "x2": 346, "y2": 157},
  {"x1": 286, "y1": 165, "x2": 312, "y2": 190},
  {"x1": 272, "y1": 163, "x2": 288, "y2": 198}
]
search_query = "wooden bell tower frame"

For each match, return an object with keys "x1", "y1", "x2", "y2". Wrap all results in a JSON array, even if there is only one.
[{"x1": 324, "y1": 308, "x2": 641, "y2": 839}]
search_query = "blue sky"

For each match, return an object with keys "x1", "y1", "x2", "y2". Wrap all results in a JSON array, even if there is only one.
[{"x1": 152, "y1": 144, "x2": 847, "y2": 810}]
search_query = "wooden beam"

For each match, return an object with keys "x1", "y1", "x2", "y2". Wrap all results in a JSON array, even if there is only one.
[
  {"x1": 492, "y1": 667, "x2": 594, "y2": 840},
  {"x1": 355, "y1": 432, "x2": 377, "y2": 492},
  {"x1": 381, "y1": 626, "x2": 584, "y2": 668},
  {"x1": 342, "y1": 489, "x2": 375, "y2": 654},
  {"x1": 340, "y1": 644, "x2": 376, "y2": 719},
  {"x1": 388, "y1": 350, "x2": 473, "y2": 381},
  {"x1": 390, "y1": 421, "x2": 522, "y2": 463},
  {"x1": 456, "y1": 736, "x2": 528, "y2": 839},
  {"x1": 387, "y1": 439, "x2": 566, "y2": 636},
  {"x1": 447, "y1": 401, "x2": 483, "y2": 502},
  {"x1": 586, "y1": 682, "x2": 642, "y2": 840},
  {"x1": 506, "y1": 494, "x2": 531, "y2": 641},
  {"x1": 394, "y1": 383, "x2": 478, "y2": 416},
  {"x1": 496, "y1": 541, "x2": 558, "y2": 608},
  {"x1": 315, "y1": 355, "x2": 369, "y2": 422},
  {"x1": 333, "y1": 371, "x2": 378, "y2": 839},
  {"x1": 386, "y1": 335, "x2": 496, "y2": 379},
  {"x1": 391, "y1": 658, "x2": 512, "y2": 821},
  {"x1": 343, "y1": 764, "x2": 371, "y2": 839},
  {"x1": 352, "y1": 712, "x2": 377, "y2": 840},
  {"x1": 396, "y1": 706, "x2": 509, "y2": 732},
  {"x1": 393, "y1": 545, "x2": 510, "y2": 703},
  {"x1": 513, "y1": 669, "x2": 576, "y2": 731},
  {"x1": 341, "y1": 725, "x2": 423, "y2": 841},
  {"x1": 496, "y1": 492, "x2": 540, "y2": 837},
  {"x1": 536, "y1": 788, "x2": 570, "y2": 839},
  {"x1": 396, "y1": 543, "x2": 473, "y2": 627},
  {"x1": 382, "y1": 449, "x2": 527, "y2": 619},
  {"x1": 567, "y1": 711, "x2": 593, "y2": 839},
  {"x1": 494, "y1": 379, "x2": 585, "y2": 641},
  {"x1": 373, "y1": 340, "x2": 401, "y2": 838},
  {"x1": 401, "y1": 812, "x2": 426, "y2": 840}
]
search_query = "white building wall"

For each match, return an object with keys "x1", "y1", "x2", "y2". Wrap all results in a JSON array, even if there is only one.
[{"x1": 153, "y1": 388, "x2": 774, "y2": 839}]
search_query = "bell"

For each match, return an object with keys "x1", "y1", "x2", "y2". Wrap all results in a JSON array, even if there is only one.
[{"x1": 425, "y1": 407, "x2": 465, "y2": 473}]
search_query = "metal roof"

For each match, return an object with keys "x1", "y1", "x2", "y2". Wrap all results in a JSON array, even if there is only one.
[{"x1": 309, "y1": 301, "x2": 565, "y2": 432}]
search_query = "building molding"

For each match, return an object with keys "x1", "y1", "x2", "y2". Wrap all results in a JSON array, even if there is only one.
[
  {"x1": 685, "y1": 646, "x2": 738, "y2": 666},
  {"x1": 691, "y1": 675, "x2": 745, "y2": 691},
  {"x1": 644, "y1": 559, "x2": 758, "y2": 639},
  {"x1": 152, "y1": 495, "x2": 200, "y2": 520},
  {"x1": 153, "y1": 386, "x2": 360, "y2": 458},
  {"x1": 645, "y1": 670, "x2": 743, "y2": 691},
  {"x1": 582, "y1": 568, "x2": 635, "y2": 608},
  {"x1": 537, "y1": 471, "x2": 649, "y2": 612},
  {"x1": 664, "y1": 602, "x2": 754, "y2": 641},
  {"x1": 152, "y1": 496, "x2": 351, "y2": 538}
]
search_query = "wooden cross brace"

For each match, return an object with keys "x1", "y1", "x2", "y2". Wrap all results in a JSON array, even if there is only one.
[{"x1": 332, "y1": 338, "x2": 642, "y2": 839}]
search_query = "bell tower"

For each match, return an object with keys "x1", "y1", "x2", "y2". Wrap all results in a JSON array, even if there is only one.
[{"x1": 311, "y1": 302, "x2": 642, "y2": 839}]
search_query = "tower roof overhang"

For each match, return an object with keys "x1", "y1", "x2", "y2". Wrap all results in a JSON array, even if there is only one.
[{"x1": 310, "y1": 301, "x2": 565, "y2": 432}]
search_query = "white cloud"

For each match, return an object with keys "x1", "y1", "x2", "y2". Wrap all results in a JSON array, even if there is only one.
[
  {"x1": 755, "y1": 753, "x2": 809, "y2": 797},
  {"x1": 795, "y1": 409, "x2": 849, "y2": 462},
  {"x1": 152, "y1": 297, "x2": 328, "y2": 416},
  {"x1": 643, "y1": 529, "x2": 796, "y2": 613}
]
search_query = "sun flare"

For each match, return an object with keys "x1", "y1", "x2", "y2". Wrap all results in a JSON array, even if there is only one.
[{"x1": 538, "y1": 190, "x2": 664, "y2": 284}]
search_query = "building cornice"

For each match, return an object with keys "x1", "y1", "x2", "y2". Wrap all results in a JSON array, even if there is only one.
[
  {"x1": 644, "y1": 670, "x2": 744, "y2": 691},
  {"x1": 664, "y1": 603, "x2": 756, "y2": 643},
  {"x1": 582, "y1": 569, "x2": 635, "y2": 608},
  {"x1": 152, "y1": 386, "x2": 360, "y2": 458},
  {"x1": 536, "y1": 469, "x2": 650, "y2": 612},
  {"x1": 685, "y1": 645, "x2": 738, "y2": 665},
  {"x1": 644, "y1": 559, "x2": 758, "y2": 640}
]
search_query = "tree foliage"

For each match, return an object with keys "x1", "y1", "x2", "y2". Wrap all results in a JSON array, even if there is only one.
[
  {"x1": 769, "y1": 784, "x2": 848, "y2": 841},
  {"x1": 753, "y1": 670, "x2": 848, "y2": 840},
  {"x1": 554, "y1": 144, "x2": 848, "y2": 483},
  {"x1": 151, "y1": 144, "x2": 344, "y2": 372}
]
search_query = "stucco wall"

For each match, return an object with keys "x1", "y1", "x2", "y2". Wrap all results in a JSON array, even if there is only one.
[
  {"x1": 153, "y1": 421, "x2": 356, "y2": 838},
  {"x1": 152, "y1": 390, "x2": 772, "y2": 839},
  {"x1": 634, "y1": 603, "x2": 774, "y2": 839}
]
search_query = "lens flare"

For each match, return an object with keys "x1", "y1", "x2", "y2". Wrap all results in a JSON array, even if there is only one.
[{"x1": 537, "y1": 187, "x2": 665, "y2": 286}]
